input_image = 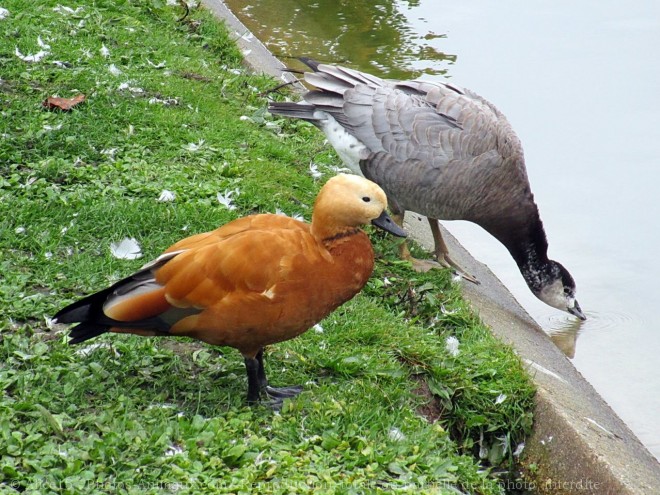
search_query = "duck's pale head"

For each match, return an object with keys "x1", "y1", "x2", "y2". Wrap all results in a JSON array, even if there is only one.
[{"x1": 312, "y1": 174, "x2": 406, "y2": 238}]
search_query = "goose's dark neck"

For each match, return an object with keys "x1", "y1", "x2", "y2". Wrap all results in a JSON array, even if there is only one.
[{"x1": 496, "y1": 212, "x2": 552, "y2": 294}]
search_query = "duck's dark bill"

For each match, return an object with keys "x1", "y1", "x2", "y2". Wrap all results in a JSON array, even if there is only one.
[{"x1": 371, "y1": 211, "x2": 407, "y2": 237}]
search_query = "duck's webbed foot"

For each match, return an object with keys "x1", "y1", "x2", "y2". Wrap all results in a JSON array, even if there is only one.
[
  {"x1": 244, "y1": 350, "x2": 304, "y2": 409},
  {"x1": 435, "y1": 252, "x2": 480, "y2": 284},
  {"x1": 265, "y1": 385, "x2": 304, "y2": 399},
  {"x1": 390, "y1": 210, "x2": 479, "y2": 282},
  {"x1": 391, "y1": 210, "x2": 445, "y2": 273},
  {"x1": 263, "y1": 385, "x2": 304, "y2": 410},
  {"x1": 398, "y1": 233, "x2": 479, "y2": 283},
  {"x1": 402, "y1": 253, "x2": 444, "y2": 273}
]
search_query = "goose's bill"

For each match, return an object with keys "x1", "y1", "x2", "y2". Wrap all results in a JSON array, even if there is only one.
[
  {"x1": 569, "y1": 300, "x2": 587, "y2": 321},
  {"x1": 371, "y1": 211, "x2": 407, "y2": 237}
]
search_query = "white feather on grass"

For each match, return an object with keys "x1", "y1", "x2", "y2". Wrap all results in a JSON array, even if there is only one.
[
  {"x1": 15, "y1": 47, "x2": 49, "y2": 63},
  {"x1": 157, "y1": 190, "x2": 176, "y2": 202},
  {"x1": 110, "y1": 237, "x2": 142, "y2": 260},
  {"x1": 445, "y1": 336, "x2": 460, "y2": 357},
  {"x1": 108, "y1": 63, "x2": 122, "y2": 76},
  {"x1": 217, "y1": 188, "x2": 240, "y2": 210},
  {"x1": 37, "y1": 36, "x2": 50, "y2": 49},
  {"x1": 183, "y1": 139, "x2": 205, "y2": 152},
  {"x1": 388, "y1": 427, "x2": 406, "y2": 442},
  {"x1": 308, "y1": 162, "x2": 323, "y2": 179},
  {"x1": 52, "y1": 5, "x2": 84, "y2": 15}
]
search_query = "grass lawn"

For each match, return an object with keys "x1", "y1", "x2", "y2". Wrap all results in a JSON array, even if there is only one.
[{"x1": 0, "y1": 1, "x2": 534, "y2": 494}]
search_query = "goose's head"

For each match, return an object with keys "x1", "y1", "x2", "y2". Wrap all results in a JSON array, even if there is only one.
[
  {"x1": 312, "y1": 174, "x2": 406, "y2": 238},
  {"x1": 531, "y1": 261, "x2": 586, "y2": 320}
]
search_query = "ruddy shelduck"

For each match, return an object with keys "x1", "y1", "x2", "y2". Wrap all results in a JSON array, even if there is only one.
[{"x1": 54, "y1": 174, "x2": 406, "y2": 405}]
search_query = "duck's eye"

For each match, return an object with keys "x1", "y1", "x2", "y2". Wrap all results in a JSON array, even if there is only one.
[
  {"x1": 362, "y1": 196, "x2": 371, "y2": 203},
  {"x1": 564, "y1": 287, "x2": 571, "y2": 295}
]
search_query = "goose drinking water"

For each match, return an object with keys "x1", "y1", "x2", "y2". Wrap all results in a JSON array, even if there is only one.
[{"x1": 268, "y1": 58, "x2": 585, "y2": 320}]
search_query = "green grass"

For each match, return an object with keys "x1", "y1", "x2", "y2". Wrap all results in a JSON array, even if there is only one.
[{"x1": 0, "y1": 1, "x2": 534, "y2": 494}]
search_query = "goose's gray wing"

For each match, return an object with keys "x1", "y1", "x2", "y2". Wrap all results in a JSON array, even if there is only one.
[
  {"x1": 272, "y1": 63, "x2": 535, "y2": 227},
  {"x1": 343, "y1": 79, "x2": 533, "y2": 222}
]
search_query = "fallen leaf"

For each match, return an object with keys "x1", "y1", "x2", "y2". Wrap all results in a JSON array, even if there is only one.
[
  {"x1": 179, "y1": 71, "x2": 212, "y2": 82},
  {"x1": 43, "y1": 94, "x2": 86, "y2": 111}
]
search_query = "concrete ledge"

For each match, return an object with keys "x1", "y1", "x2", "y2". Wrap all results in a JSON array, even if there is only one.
[
  {"x1": 432, "y1": 226, "x2": 660, "y2": 494},
  {"x1": 202, "y1": 1, "x2": 660, "y2": 492}
]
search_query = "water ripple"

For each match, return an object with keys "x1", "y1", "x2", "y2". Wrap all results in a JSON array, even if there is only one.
[
  {"x1": 541, "y1": 309, "x2": 637, "y2": 358},
  {"x1": 546, "y1": 309, "x2": 636, "y2": 334}
]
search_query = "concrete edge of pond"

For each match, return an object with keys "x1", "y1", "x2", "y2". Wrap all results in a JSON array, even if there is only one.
[{"x1": 202, "y1": 1, "x2": 660, "y2": 493}]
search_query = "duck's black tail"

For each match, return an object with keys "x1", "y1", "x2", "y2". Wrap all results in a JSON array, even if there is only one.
[
  {"x1": 53, "y1": 287, "x2": 118, "y2": 344},
  {"x1": 66, "y1": 322, "x2": 111, "y2": 345}
]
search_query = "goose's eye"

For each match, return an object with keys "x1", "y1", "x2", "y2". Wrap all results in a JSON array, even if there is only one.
[{"x1": 362, "y1": 196, "x2": 371, "y2": 203}]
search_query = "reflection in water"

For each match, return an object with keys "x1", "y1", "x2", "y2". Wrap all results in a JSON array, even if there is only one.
[
  {"x1": 546, "y1": 309, "x2": 638, "y2": 358},
  {"x1": 547, "y1": 309, "x2": 636, "y2": 335},
  {"x1": 548, "y1": 319, "x2": 584, "y2": 359},
  {"x1": 225, "y1": 0, "x2": 455, "y2": 78}
]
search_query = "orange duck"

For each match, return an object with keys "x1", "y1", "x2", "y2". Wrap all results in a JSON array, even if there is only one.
[{"x1": 53, "y1": 174, "x2": 406, "y2": 405}]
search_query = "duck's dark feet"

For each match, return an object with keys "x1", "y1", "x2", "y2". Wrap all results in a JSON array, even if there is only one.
[
  {"x1": 265, "y1": 385, "x2": 303, "y2": 399},
  {"x1": 244, "y1": 352, "x2": 305, "y2": 408},
  {"x1": 262, "y1": 385, "x2": 304, "y2": 410}
]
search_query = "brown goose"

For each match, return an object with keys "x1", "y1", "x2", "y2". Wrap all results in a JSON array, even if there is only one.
[{"x1": 268, "y1": 58, "x2": 585, "y2": 320}]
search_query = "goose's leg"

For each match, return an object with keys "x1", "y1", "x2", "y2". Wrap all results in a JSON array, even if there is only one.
[
  {"x1": 428, "y1": 218, "x2": 479, "y2": 284},
  {"x1": 391, "y1": 210, "x2": 444, "y2": 273}
]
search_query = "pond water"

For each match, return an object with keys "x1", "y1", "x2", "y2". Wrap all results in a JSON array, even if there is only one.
[{"x1": 225, "y1": 0, "x2": 660, "y2": 459}]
